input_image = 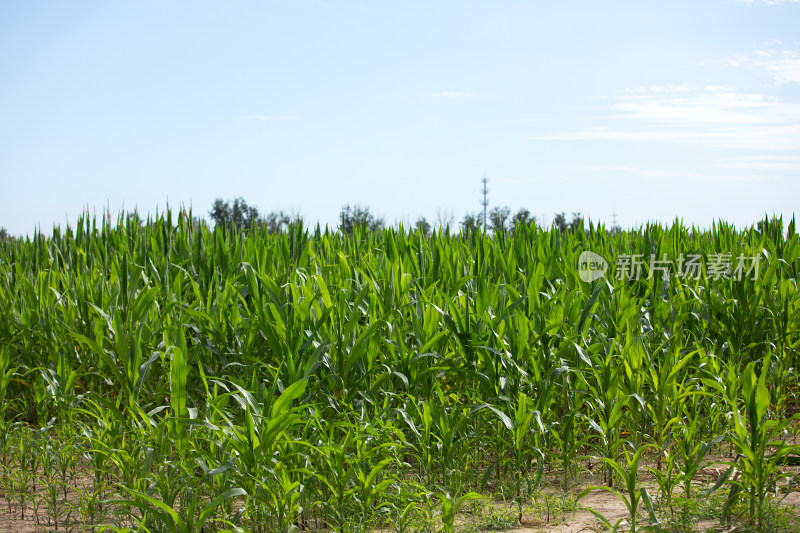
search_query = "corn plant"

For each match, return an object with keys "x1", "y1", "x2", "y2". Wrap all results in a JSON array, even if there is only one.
[
  {"x1": 427, "y1": 385, "x2": 473, "y2": 487},
  {"x1": 712, "y1": 358, "x2": 800, "y2": 528},
  {"x1": 675, "y1": 417, "x2": 723, "y2": 501},
  {"x1": 0, "y1": 429, "x2": 14, "y2": 514},
  {"x1": 38, "y1": 438, "x2": 75, "y2": 530},
  {"x1": 648, "y1": 440, "x2": 679, "y2": 516},
  {"x1": 0, "y1": 347, "x2": 16, "y2": 424},
  {"x1": 12, "y1": 426, "x2": 39, "y2": 521},
  {"x1": 113, "y1": 484, "x2": 246, "y2": 533},
  {"x1": 583, "y1": 341, "x2": 631, "y2": 488},
  {"x1": 579, "y1": 443, "x2": 660, "y2": 533},
  {"x1": 0, "y1": 210, "x2": 798, "y2": 531},
  {"x1": 480, "y1": 392, "x2": 545, "y2": 522},
  {"x1": 436, "y1": 490, "x2": 483, "y2": 533}
]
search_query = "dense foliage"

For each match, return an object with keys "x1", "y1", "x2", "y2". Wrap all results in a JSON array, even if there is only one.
[{"x1": 0, "y1": 210, "x2": 798, "y2": 531}]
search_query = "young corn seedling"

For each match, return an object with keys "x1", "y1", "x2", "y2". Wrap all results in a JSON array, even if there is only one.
[
  {"x1": 583, "y1": 343, "x2": 630, "y2": 488},
  {"x1": 642, "y1": 346, "x2": 697, "y2": 465},
  {"x1": 648, "y1": 438, "x2": 678, "y2": 516},
  {"x1": 13, "y1": 425, "x2": 40, "y2": 521},
  {"x1": 211, "y1": 377, "x2": 309, "y2": 529},
  {"x1": 38, "y1": 439, "x2": 73, "y2": 530},
  {"x1": 263, "y1": 462, "x2": 308, "y2": 533},
  {"x1": 112, "y1": 484, "x2": 246, "y2": 533},
  {"x1": 0, "y1": 425, "x2": 15, "y2": 514},
  {"x1": 552, "y1": 370, "x2": 591, "y2": 490},
  {"x1": 401, "y1": 398, "x2": 437, "y2": 485},
  {"x1": 480, "y1": 392, "x2": 545, "y2": 523},
  {"x1": 579, "y1": 443, "x2": 660, "y2": 533},
  {"x1": 436, "y1": 490, "x2": 483, "y2": 533},
  {"x1": 713, "y1": 358, "x2": 799, "y2": 528},
  {"x1": 675, "y1": 416, "x2": 723, "y2": 502},
  {"x1": 428, "y1": 385, "x2": 473, "y2": 488},
  {"x1": 386, "y1": 482, "x2": 431, "y2": 533},
  {"x1": 312, "y1": 426, "x2": 361, "y2": 531},
  {"x1": 0, "y1": 347, "x2": 16, "y2": 426}
]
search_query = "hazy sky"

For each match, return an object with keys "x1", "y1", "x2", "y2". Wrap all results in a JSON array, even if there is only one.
[{"x1": 1, "y1": 0, "x2": 799, "y2": 235}]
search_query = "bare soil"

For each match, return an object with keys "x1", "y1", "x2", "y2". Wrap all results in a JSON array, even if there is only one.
[{"x1": 1, "y1": 455, "x2": 799, "y2": 532}]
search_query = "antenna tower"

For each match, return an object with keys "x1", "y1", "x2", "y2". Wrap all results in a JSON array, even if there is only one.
[{"x1": 481, "y1": 172, "x2": 489, "y2": 228}]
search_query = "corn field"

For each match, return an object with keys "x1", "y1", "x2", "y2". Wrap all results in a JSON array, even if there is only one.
[{"x1": 0, "y1": 210, "x2": 799, "y2": 532}]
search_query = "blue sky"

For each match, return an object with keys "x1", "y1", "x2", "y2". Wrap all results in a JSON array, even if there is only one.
[{"x1": 1, "y1": 0, "x2": 798, "y2": 235}]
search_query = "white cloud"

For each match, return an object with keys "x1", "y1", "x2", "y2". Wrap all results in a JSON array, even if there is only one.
[
  {"x1": 493, "y1": 178, "x2": 534, "y2": 184},
  {"x1": 608, "y1": 89, "x2": 796, "y2": 126},
  {"x1": 735, "y1": 0, "x2": 800, "y2": 5},
  {"x1": 431, "y1": 91, "x2": 473, "y2": 98},
  {"x1": 719, "y1": 44, "x2": 800, "y2": 84},
  {"x1": 586, "y1": 166, "x2": 704, "y2": 179},
  {"x1": 723, "y1": 56, "x2": 749, "y2": 67},
  {"x1": 531, "y1": 85, "x2": 800, "y2": 151},
  {"x1": 618, "y1": 84, "x2": 695, "y2": 94},
  {"x1": 233, "y1": 115, "x2": 300, "y2": 121},
  {"x1": 722, "y1": 155, "x2": 800, "y2": 170},
  {"x1": 586, "y1": 165, "x2": 771, "y2": 183},
  {"x1": 761, "y1": 50, "x2": 800, "y2": 83}
]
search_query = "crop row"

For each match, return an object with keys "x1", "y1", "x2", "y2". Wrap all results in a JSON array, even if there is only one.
[{"x1": 0, "y1": 211, "x2": 798, "y2": 531}]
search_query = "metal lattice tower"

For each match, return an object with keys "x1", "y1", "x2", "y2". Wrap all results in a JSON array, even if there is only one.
[{"x1": 481, "y1": 172, "x2": 489, "y2": 228}]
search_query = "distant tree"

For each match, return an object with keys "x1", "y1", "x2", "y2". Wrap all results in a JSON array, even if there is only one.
[
  {"x1": 339, "y1": 204, "x2": 384, "y2": 235},
  {"x1": 513, "y1": 208, "x2": 531, "y2": 225},
  {"x1": 488, "y1": 206, "x2": 511, "y2": 233},
  {"x1": 0, "y1": 227, "x2": 9, "y2": 242},
  {"x1": 569, "y1": 212, "x2": 583, "y2": 232},
  {"x1": 209, "y1": 198, "x2": 232, "y2": 228},
  {"x1": 552, "y1": 211, "x2": 583, "y2": 232},
  {"x1": 489, "y1": 206, "x2": 509, "y2": 233},
  {"x1": 511, "y1": 208, "x2": 534, "y2": 231},
  {"x1": 415, "y1": 216, "x2": 432, "y2": 237},
  {"x1": 553, "y1": 212, "x2": 568, "y2": 232},
  {"x1": 461, "y1": 212, "x2": 481, "y2": 235},
  {"x1": 264, "y1": 211, "x2": 292, "y2": 234},
  {"x1": 210, "y1": 197, "x2": 252, "y2": 228},
  {"x1": 229, "y1": 198, "x2": 260, "y2": 229}
]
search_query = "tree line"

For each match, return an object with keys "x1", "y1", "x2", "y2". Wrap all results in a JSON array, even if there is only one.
[
  {"x1": 0, "y1": 201, "x2": 784, "y2": 240},
  {"x1": 208, "y1": 197, "x2": 589, "y2": 236}
]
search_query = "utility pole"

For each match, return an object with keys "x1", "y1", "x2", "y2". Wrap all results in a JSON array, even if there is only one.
[
  {"x1": 481, "y1": 172, "x2": 489, "y2": 228},
  {"x1": 612, "y1": 211, "x2": 618, "y2": 228}
]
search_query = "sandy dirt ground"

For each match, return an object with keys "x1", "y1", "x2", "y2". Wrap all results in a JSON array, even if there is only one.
[
  {"x1": 0, "y1": 487, "x2": 625, "y2": 533},
  {"x1": 2, "y1": 459, "x2": 799, "y2": 532}
]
